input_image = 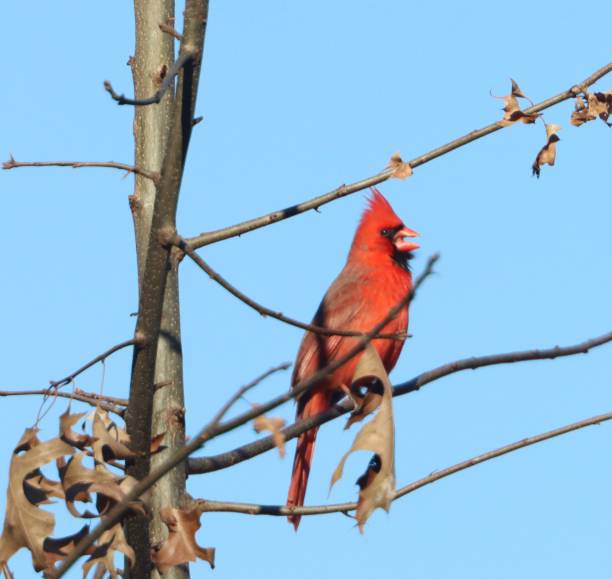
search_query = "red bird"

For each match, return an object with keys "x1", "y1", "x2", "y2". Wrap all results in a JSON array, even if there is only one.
[{"x1": 287, "y1": 188, "x2": 419, "y2": 529}]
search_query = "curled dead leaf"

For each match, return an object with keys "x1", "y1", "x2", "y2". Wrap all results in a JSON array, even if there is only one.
[
  {"x1": 150, "y1": 431, "x2": 167, "y2": 455},
  {"x1": 387, "y1": 152, "x2": 413, "y2": 180},
  {"x1": 43, "y1": 525, "x2": 94, "y2": 577},
  {"x1": 151, "y1": 505, "x2": 215, "y2": 574},
  {"x1": 0, "y1": 428, "x2": 74, "y2": 572},
  {"x1": 571, "y1": 90, "x2": 612, "y2": 127},
  {"x1": 330, "y1": 345, "x2": 396, "y2": 532},
  {"x1": 253, "y1": 414, "x2": 286, "y2": 458},
  {"x1": 92, "y1": 408, "x2": 137, "y2": 464},
  {"x1": 532, "y1": 123, "x2": 561, "y2": 178},
  {"x1": 494, "y1": 79, "x2": 540, "y2": 126},
  {"x1": 59, "y1": 409, "x2": 96, "y2": 450},
  {"x1": 82, "y1": 521, "x2": 134, "y2": 579}
]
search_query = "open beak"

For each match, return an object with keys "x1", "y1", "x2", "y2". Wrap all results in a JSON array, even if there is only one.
[{"x1": 393, "y1": 226, "x2": 420, "y2": 252}]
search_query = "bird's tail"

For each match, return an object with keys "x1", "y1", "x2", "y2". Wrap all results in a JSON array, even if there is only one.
[{"x1": 287, "y1": 388, "x2": 331, "y2": 530}]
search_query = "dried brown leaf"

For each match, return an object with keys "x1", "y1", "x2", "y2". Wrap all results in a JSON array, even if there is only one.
[
  {"x1": 151, "y1": 505, "x2": 215, "y2": 574},
  {"x1": 0, "y1": 428, "x2": 74, "y2": 572},
  {"x1": 532, "y1": 123, "x2": 561, "y2": 178},
  {"x1": 150, "y1": 431, "x2": 167, "y2": 455},
  {"x1": 92, "y1": 408, "x2": 137, "y2": 464},
  {"x1": 59, "y1": 453, "x2": 145, "y2": 519},
  {"x1": 330, "y1": 345, "x2": 396, "y2": 532},
  {"x1": 59, "y1": 409, "x2": 96, "y2": 450},
  {"x1": 42, "y1": 525, "x2": 94, "y2": 577},
  {"x1": 571, "y1": 90, "x2": 612, "y2": 127},
  {"x1": 344, "y1": 376, "x2": 384, "y2": 430},
  {"x1": 510, "y1": 78, "x2": 528, "y2": 99},
  {"x1": 82, "y1": 521, "x2": 134, "y2": 579},
  {"x1": 23, "y1": 469, "x2": 64, "y2": 505},
  {"x1": 253, "y1": 415, "x2": 286, "y2": 458},
  {"x1": 495, "y1": 80, "x2": 540, "y2": 126},
  {"x1": 387, "y1": 152, "x2": 413, "y2": 180}
]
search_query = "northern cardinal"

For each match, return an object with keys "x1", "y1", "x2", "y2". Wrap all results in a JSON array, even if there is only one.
[{"x1": 287, "y1": 188, "x2": 419, "y2": 529}]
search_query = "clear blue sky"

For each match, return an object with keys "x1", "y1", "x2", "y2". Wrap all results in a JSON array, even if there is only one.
[{"x1": 2, "y1": 2, "x2": 611, "y2": 578}]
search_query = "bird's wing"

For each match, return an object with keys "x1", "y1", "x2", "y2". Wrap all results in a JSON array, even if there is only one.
[{"x1": 292, "y1": 270, "x2": 368, "y2": 387}]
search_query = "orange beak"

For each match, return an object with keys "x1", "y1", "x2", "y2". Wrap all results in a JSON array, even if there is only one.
[{"x1": 393, "y1": 226, "x2": 420, "y2": 252}]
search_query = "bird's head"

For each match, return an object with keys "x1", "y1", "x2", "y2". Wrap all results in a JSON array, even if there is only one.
[{"x1": 349, "y1": 188, "x2": 419, "y2": 270}]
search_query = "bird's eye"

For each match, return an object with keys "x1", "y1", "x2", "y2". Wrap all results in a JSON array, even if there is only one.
[{"x1": 380, "y1": 228, "x2": 391, "y2": 237}]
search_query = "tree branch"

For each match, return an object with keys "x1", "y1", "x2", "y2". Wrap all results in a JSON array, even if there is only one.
[
  {"x1": 186, "y1": 61, "x2": 612, "y2": 250},
  {"x1": 0, "y1": 388, "x2": 126, "y2": 417},
  {"x1": 188, "y1": 329, "x2": 612, "y2": 474},
  {"x1": 1, "y1": 158, "x2": 160, "y2": 182},
  {"x1": 179, "y1": 239, "x2": 421, "y2": 340},
  {"x1": 49, "y1": 338, "x2": 137, "y2": 390},
  {"x1": 104, "y1": 50, "x2": 196, "y2": 106},
  {"x1": 196, "y1": 410, "x2": 612, "y2": 517}
]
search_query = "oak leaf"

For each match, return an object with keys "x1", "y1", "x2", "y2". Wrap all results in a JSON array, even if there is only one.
[
  {"x1": 23, "y1": 469, "x2": 64, "y2": 506},
  {"x1": 82, "y1": 521, "x2": 134, "y2": 579},
  {"x1": 60, "y1": 453, "x2": 145, "y2": 519},
  {"x1": 330, "y1": 345, "x2": 396, "y2": 532},
  {"x1": 253, "y1": 414, "x2": 286, "y2": 458},
  {"x1": 59, "y1": 409, "x2": 97, "y2": 450},
  {"x1": 43, "y1": 525, "x2": 94, "y2": 577},
  {"x1": 151, "y1": 504, "x2": 215, "y2": 574},
  {"x1": 495, "y1": 79, "x2": 540, "y2": 126},
  {"x1": 532, "y1": 123, "x2": 561, "y2": 178},
  {"x1": 0, "y1": 428, "x2": 74, "y2": 572},
  {"x1": 570, "y1": 91, "x2": 612, "y2": 127},
  {"x1": 387, "y1": 152, "x2": 413, "y2": 180},
  {"x1": 150, "y1": 431, "x2": 167, "y2": 455},
  {"x1": 92, "y1": 408, "x2": 138, "y2": 464}
]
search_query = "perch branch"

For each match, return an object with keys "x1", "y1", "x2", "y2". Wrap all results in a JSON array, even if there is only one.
[{"x1": 188, "y1": 329, "x2": 612, "y2": 474}]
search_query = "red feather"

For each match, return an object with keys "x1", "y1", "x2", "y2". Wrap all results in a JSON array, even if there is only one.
[{"x1": 287, "y1": 188, "x2": 418, "y2": 529}]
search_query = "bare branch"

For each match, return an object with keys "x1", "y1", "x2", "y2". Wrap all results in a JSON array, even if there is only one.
[
  {"x1": 179, "y1": 239, "x2": 421, "y2": 340},
  {"x1": 49, "y1": 338, "x2": 138, "y2": 390},
  {"x1": 104, "y1": 49, "x2": 196, "y2": 106},
  {"x1": 186, "y1": 61, "x2": 612, "y2": 250},
  {"x1": 159, "y1": 20, "x2": 183, "y2": 41},
  {"x1": 196, "y1": 410, "x2": 612, "y2": 517},
  {"x1": 0, "y1": 388, "x2": 125, "y2": 417},
  {"x1": 2, "y1": 157, "x2": 160, "y2": 182},
  {"x1": 188, "y1": 330, "x2": 612, "y2": 474}
]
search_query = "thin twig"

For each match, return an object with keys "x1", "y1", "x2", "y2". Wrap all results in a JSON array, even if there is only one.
[
  {"x1": 49, "y1": 338, "x2": 138, "y2": 390},
  {"x1": 180, "y1": 239, "x2": 421, "y2": 340},
  {"x1": 186, "y1": 61, "x2": 612, "y2": 250},
  {"x1": 2, "y1": 157, "x2": 160, "y2": 182},
  {"x1": 159, "y1": 21, "x2": 183, "y2": 41},
  {"x1": 197, "y1": 410, "x2": 612, "y2": 517},
  {"x1": 0, "y1": 388, "x2": 125, "y2": 417},
  {"x1": 188, "y1": 329, "x2": 612, "y2": 474},
  {"x1": 208, "y1": 363, "x2": 291, "y2": 429},
  {"x1": 104, "y1": 49, "x2": 196, "y2": 106},
  {"x1": 52, "y1": 256, "x2": 437, "y2": 577}
]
